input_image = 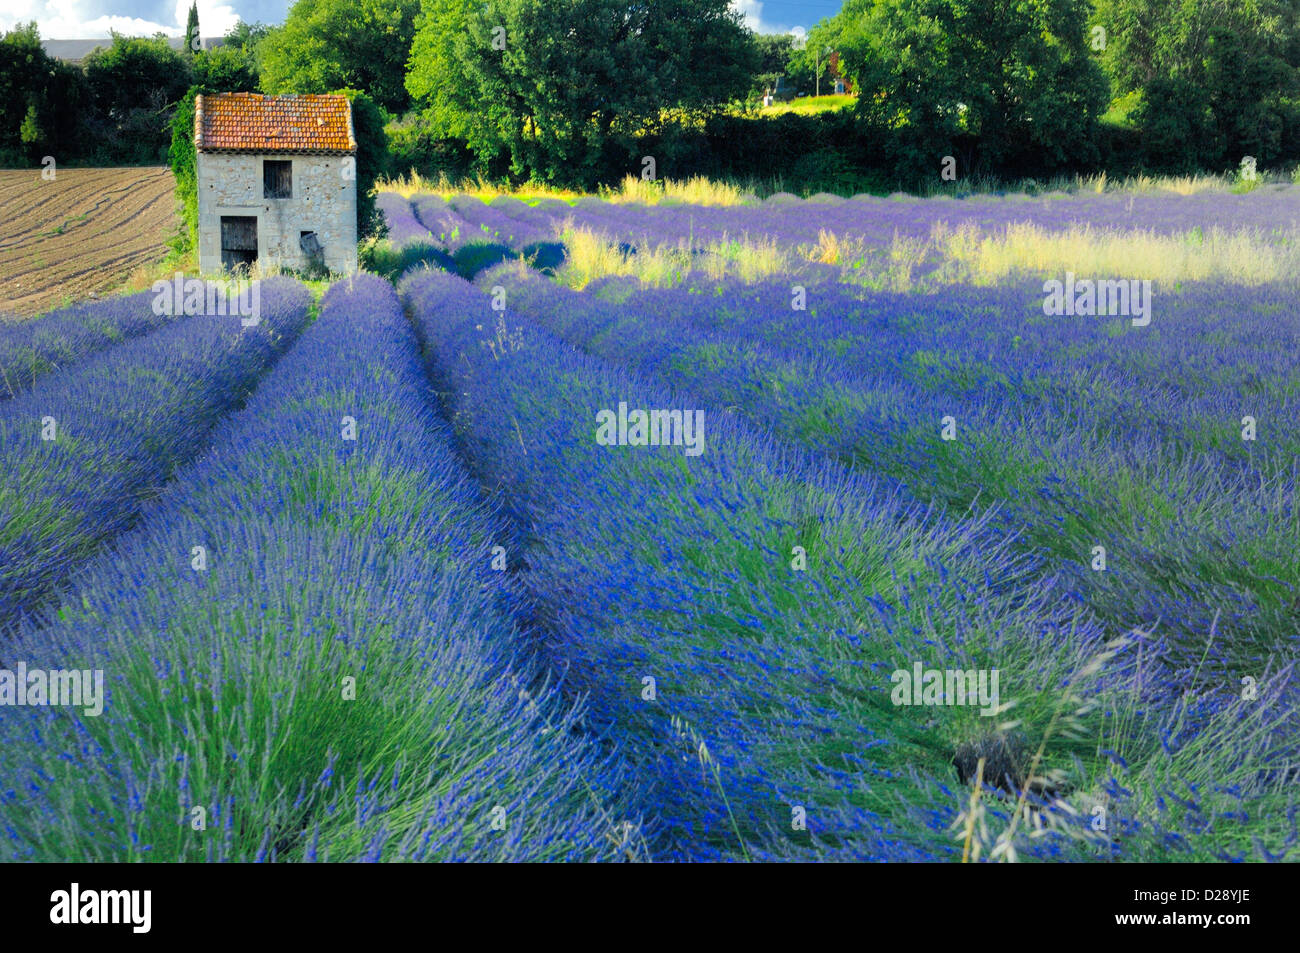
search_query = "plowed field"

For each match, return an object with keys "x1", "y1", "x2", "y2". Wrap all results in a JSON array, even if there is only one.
[{"x1": 0, "y1": 166, "x2": 175, "y2": 317}]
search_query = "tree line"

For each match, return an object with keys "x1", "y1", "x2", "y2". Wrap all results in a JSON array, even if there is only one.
[
  {"x1": 0, "y1": 18, "x2": 265, "y2": 166},
  {"x1": 4, "y1": 0, "x2": 1300, "y2": 191}
]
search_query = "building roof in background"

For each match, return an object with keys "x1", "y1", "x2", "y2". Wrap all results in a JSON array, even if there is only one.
[
  {"x1": 42, "y1": 37, "x2": 226, "y2": 63},
  {"x1": 194, "y1": 93, "x2": 357, "y2": 155}
]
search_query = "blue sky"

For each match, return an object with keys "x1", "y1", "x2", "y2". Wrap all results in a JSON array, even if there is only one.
[
  {"x1": 3, "y1": 1, "x2": 843, "y2": 40},
  {"x1": 734, "y1": 1, "x2": 845, "y2": 34}
]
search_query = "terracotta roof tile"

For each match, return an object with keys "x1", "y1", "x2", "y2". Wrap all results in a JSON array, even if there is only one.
[{"x1": 195, "y1": 93, "x2": 356, "y2": 154}]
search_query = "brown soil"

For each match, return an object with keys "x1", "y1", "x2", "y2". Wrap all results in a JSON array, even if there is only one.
[{"x1": 0, "y1": 166, "x2": 176, "y2": 317}]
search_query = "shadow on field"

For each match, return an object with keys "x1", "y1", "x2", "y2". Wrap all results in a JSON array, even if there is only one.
[
  {"x1": 520, "y1": 241, "x2": 567, "y2": 276},
  {"x1": 451, "y1": 241, "x2": 569, "y2": 279},
  {"x1": 452, "y1": 242, "x2": 516, "y2": 279},
  {"x1": 367, "y1": 241, "x2": 456, "y2": 282},
  {"x1": 377, "y1": 240, "x2": 569, "y2": 283}
]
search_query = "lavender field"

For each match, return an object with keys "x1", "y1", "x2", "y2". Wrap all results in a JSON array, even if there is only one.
[
  {"x1": 382, "y1": 186, "x2": 1300, "y2": 861},
  {"x1": 1, "y1": 187, "x2": 1297, "y2": 863}
]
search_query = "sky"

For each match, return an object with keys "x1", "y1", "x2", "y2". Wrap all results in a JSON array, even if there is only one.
[{"x1": 2, "y1": 0, "x2": 844, "y2": 40}]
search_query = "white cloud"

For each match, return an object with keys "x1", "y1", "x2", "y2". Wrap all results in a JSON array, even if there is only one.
[
  {"x1": 730, "y1": 0, "x2": 770, "y2": 34},
  {"x1": 172, "y1": 1, "x2": 241, "y2": 38},
  {"x1": 2, "y1": 1, "x2": 240, "y2": 39}
]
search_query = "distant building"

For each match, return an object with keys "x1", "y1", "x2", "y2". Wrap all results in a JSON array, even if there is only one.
[
  {"x1": 828, "y1": 52, "x2": 854, "y2": 96},
  {"x1": 41, "y1": 36, "x2": 225, "y2": 64},
  {"x1": 194, "y1": 93, "x2": 358, "y2": 276},
  {"x1": 771, "y1": 76, "x2": 796, "y2": 103}
]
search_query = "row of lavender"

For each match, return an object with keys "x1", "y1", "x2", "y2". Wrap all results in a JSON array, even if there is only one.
[
  {"x1": 0, "y1": 277, "x2": 312, "y2": 633},
  {"x1": 0, "y1": 274, "x2": 640, "y2": 861},
  {"x1": 0, "y1": 290, "x2": 180, "y2": 400},
  {"x1": 384, "y1": 188, "x2": 1300, "y2": 260},
  {"x1": 483, "y1": 269, "x2": 1300, "y2": 674},
  {"x1": 399, "y1": 268, "x2": 1288, "y2": 861},
  {"x1": 378, "y1": 193, "x2": 553, "y2": 252}
]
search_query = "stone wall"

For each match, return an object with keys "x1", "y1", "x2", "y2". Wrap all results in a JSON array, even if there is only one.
[{"x1": 197, "y1": 152, "x2": 357, "y2": 275}]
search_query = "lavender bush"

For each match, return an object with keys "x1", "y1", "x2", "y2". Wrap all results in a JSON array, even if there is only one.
[
  {"x1": 401, "y1": 268, "x2": 1291, "y2": 862},
  {"x1": 0, "y1": 277, "x2": 311, "y2": 632},
  {"x1": 0, "y1": 290, "x2": 180, "y2": 400},
  {"x1": 481, "y1": 268, "x2": 1300, "y2": 679},
  {"x1": 0, "y1": 274, "x2": 641, "y2": 862}
]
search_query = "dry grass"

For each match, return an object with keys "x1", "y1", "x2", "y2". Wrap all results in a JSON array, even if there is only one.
[
  {"x1": 556, "y1": 223, "x2": 787, "y2": 289},
  {"x1": 381, "y1": 169, "x2": 1300, "y2": 210},
  {"x1": 377, "y1": 172, "x2": 760, "y2": 207},
  {"x1": 932, "y1": 221, "x2": 1300, "y2": 286},
  {"x1": 377, "y1": 170, "x2": 585, "y2": 204},
  {"x1": 922, "y1": 170, "x2": 1299, "y2": 198},
  {"x1": 602, "y1": 174, "x2": 756, "y2": 207},
  {"x1": 1065, "y1": 172, "x2": 1235, "y2": 196},
  {"x1": 555, "y1": 213, "x2": 1300, "y2": 292}
]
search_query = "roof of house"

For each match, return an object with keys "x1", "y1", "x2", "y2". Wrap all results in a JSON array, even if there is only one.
[{"x1": 194, "y1": 93, "x2": 356, "y2": 155}]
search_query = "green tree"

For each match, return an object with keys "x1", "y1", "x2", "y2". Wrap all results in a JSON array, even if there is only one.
[
  {"x1": 260, "y1": 0, "x2": 421, "y2": 114},
  {"x1": 185, "y1": 2, "x2": 201, "y2": 55},
  {"x1": 828, "y1": 0, "x2": 1107, "y2": 180},
  {"x1": 406, "y1": 0, "x2": 757, "y2": 186},
  {"x1": 193, "y1": 44, "x2": 260, "y2": 91},
  {"x1": 751, "y1": 32, "x2": 794, "y2": 98},
  {"x1": 1094, "y1": 0, "x2": 1300, "y2": 170},
  {"x1": 787, "y1": 37, "x2": 838, "y2": 97},
  {"x1": 18, "y1": 103, "x2": 43, "y2": 158},
  {"x1": 84, "y1": 33, "x2": 192, "y2": 119},
  {"x1": 0, "y1": 23, "x2": 88, "y2": 163},
  {"x1": 84, "y1": 33, "x2": 193, "y2": 162},
  {"x1": 225, "y1": 20, "x2": 271, "y2": 53},
  {"x1": 331, "y1": 88, "x2": 390, "y2": 240}
]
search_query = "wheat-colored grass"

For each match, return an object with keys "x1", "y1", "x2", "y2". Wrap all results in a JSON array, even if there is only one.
[
  {"x1": 381, "y1": 169, "x2": 1300, "y2": 207},
  {"x1": 556, "y1": 223, "x2": 788, "y2": 289},
  {"x1": 602, "y1": 174, "x2": 756, "y2": 207},
  {"x1": 377, "y1": 170, "x2": 585, "y2": 203},
  {"x1": 932, "y1": 221, "x2": 1300, "y2": 286}
]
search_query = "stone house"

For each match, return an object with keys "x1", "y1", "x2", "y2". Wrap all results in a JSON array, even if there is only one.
[{"x1": 195, "y1": 93, "x2": 358, "y2": 275}]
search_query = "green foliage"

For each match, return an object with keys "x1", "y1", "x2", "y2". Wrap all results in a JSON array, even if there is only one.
[
  {"x1": 785, "y1": 36, "x2": 838, "y2": 98},
  {"x1": 83, "y1": 33, "x2": 193, "y2": 163},
  {"x1": 168, "y1": 89, "x2": 201, "y2": 256},
  {"x1": 84, "y1": 33, "x2": 192, "y2": 115},
  {"x1": 404, "y1": 0, "x2": 476, "y2": 140},
  {"x1": 260, "y1": 0, "x2": 421, "y2": 114},
  {"x1": 831, "y1": 0, "x2": 1109, "y2": 182},
  {"x1": 0, "y1": 22, "x2": 88, "y2": 165},
  {"x1": 185, "y1": 19, "x2": 267, "y2": 94},
  {"x1": 406, "y1": 0, "x2": 758, "y2": 186},
  {"x1": 192, "y1": 44, "x2": 260, "y2": 92},
  {"x1": 225, "y1": 20, "x2": 271, "y2": 52},
  {"x1": 184, "y1": 2, "x2": 200, "y2": 56},
  {"x1": 1096, "y1": 0, "x2": 1300, "y2": 171},
  {"x1": 0, "y1": 22, "x2": 47, "y2": 149},
  {"x1": 332, "y1": 88, "x2": 391, "y2": 240},
  {"x1": 650, "y1": 109, "x2": 889, "y2": 195},
  {"x1": 750, "y1": 32, "x2": 794, "y2": 98},
  {"x1": 386, "y1": 112, "x2": 476, "y2": 178},
  {"x1": 18, "y1": 104, "x2": 42, "y2": 151}
]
